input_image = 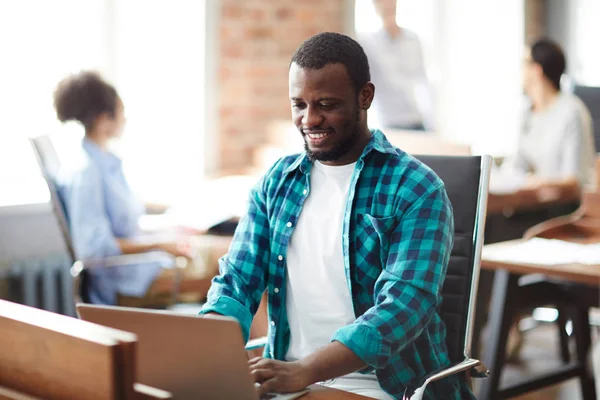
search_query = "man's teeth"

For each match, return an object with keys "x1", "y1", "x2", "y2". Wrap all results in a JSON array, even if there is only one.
[{"x1": 308, "y1": 132, "x2": 329, "y2": 139}]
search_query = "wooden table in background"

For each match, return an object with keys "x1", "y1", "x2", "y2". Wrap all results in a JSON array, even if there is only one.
[
  {"x1": 481, "y1": 239, "x2": 600, "y2": 286},
  {"x1": 487, "y1": 188, "x2": 580, "y2": 215},
  {"x1": 477, "y1": 238, "x2": 600, "y2": 400}
]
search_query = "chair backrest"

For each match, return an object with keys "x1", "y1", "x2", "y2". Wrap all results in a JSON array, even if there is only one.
[
  {"x1": 574, "y1": 85, "x2": 600, "y2": 153},
  {"x1": 414, "y1": 155, "x2": 491, "y2": 364},
  {"x1": 29, "y1": 135, "x2": 76, "y2": 262}
]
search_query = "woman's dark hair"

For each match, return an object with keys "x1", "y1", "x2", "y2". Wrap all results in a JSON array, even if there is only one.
[
  {"x1": 53, "y1": 71, "x2": 119, "y2": 131},
  {"x1": 530, "y1": 38, "x2": 566, "y2": 91}
]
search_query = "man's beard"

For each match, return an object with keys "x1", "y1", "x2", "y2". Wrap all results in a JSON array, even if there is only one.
[{"x1": 304, "y1": 107, "x2": 361, "y2": 163}]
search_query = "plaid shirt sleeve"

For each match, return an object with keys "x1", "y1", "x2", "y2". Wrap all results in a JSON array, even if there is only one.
[
  {"x1": 199, "y1": 177, "x2": 271, "y2": 342},
  {"x1": 331, "y1": 181, "x2": 454, "y2": 369}
]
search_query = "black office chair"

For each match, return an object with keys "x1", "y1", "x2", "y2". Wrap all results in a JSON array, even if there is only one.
[
  {"x1": 29, "y1": 135, "x2": 186, "y2": 308},
  {"x1": 398, "y1": 155, "x2": 492, "y2": 399}
]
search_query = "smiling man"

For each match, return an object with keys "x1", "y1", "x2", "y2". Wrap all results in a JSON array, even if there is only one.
[{"x1": 201, "y1": 32, "x2": 473, "y2": 399}]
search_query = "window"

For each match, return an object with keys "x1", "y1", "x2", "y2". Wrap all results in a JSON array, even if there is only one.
[
  {"x1": 0, "y1": 0, "x2": 209, "y2": 207},
  {"x1": 571, "y1": 0, "x2": 600, "y2": 85}
]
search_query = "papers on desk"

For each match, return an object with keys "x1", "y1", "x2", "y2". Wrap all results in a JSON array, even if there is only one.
[
  {"x1": 483, "y1": 238, "x2": 600, "y2": 265},
  {"x1": 139, "y1": 175, "x2": 257, "y2": 233},
  {"x1": 488, "y1": 163, "x2": 528, "y2": 194}
]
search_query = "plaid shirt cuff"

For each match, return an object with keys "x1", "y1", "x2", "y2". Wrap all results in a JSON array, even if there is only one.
[
  {"x1": 331, "y1": 323, "x2": 390, "y2": 369},
  {"x1": 200, "y1": 296, "x2": 254, "y2": 342}
]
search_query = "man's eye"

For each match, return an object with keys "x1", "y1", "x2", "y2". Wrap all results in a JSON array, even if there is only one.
[
  {"x1": 320, "y1": 103, "x2": 335, "y2": 109},
  {"x1": 292, "y1": 103, "x2": 305, "y2": 109}
]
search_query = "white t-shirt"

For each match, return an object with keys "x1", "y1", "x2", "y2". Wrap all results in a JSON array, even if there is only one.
[
  {"x1": 509, "y1": 92, "x2": 596, "y2": 190},
  {"x1": 358, "y1": 28, "x2": 433, "y2": 130},
  {"x1": 285, "y1": 161, "x2": 392, "y2": 400}
]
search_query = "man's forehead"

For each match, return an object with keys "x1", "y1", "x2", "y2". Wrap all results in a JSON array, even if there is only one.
[{"x1": 289, "y1": 62, "x2": 351, "y2": 85}]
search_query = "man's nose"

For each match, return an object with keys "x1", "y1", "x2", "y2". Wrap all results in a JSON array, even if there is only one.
[{"x1": 302, "y1": 106, "x2": 323, "y2": 128}]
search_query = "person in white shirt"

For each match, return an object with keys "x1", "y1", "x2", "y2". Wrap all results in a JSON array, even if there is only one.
[
  {"x1": 357, "y1": 0, "x2": 434, "y2": 131},
  {"x1": 508, "y1": 38, "x2": 596, "y2": 192},
  {"x1": 473, "y1": 38, "x2": 596, "y2": 363}
]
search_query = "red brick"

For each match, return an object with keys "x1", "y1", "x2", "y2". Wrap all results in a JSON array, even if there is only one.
[{"x1": 216, "y1": 0, "x2": 348, "y2": 171}]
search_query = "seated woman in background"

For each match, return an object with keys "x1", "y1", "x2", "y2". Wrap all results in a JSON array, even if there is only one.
[
  {"x1": 474, "y1": 38, "x2": 596, "y2": 361},
  {"x1": 504, "y1": 38, "x2": 596, "y2": 194},
  {"x1": 53, "y1": 71, "x2": 192, "y2": 305}
]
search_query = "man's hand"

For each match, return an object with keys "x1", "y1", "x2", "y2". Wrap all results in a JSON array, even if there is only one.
[
  {"x1": 249, "y1": 357, "x2": 312, "y2": 396},
  {"x1": 249, "y1": 341, "x2": 366, "y2": 395}
]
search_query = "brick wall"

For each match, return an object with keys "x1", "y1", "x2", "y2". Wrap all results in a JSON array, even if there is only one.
[
  {"x1": 524, "y1": 0, "x2": 546, "y2": 45},
  {"x1": 217, "y1": 0, "x2": 350, "y2": 172}
]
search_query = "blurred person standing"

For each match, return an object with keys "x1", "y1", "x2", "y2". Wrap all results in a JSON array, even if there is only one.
[
  {"x1": 357, "y1": 0, "x2": 434, "y2": 131},
  {"x1": 53, "y1": 71, "x2": 192, "y2": 305}
]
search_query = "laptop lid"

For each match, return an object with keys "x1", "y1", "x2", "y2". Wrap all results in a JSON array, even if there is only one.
[{"x1": 77, "y1": 304, "x2": 259, "y2": 400}]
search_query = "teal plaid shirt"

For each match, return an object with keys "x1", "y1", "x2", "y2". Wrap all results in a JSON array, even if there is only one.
[{"x1": 201, "y1": 130, "x2": 473, "y2": 399}]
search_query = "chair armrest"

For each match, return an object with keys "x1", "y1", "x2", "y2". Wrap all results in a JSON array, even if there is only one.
[
  {"x1": 77, "y1": 253, "x2": 187, "y2": 269},
  {"x1": 71, "y1": 253, "x2": 187, "y2": 278},
  {"x1": 245, "y1": 336, "x2": 268, "y2": 351},
  {"x1": 70, "y1": 254, "x2": 187, "y2": 305},
  {"x1": 404, "y1": 358, "x2": 488, "y2": 400},
  {"x1": 134, "y1": 383, "x2": 172, "y2": 399}
]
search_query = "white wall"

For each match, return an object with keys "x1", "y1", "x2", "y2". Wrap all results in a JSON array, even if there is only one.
[
  {"x1": 437, "y1": 0, "x2": 525, "y2": 157},
  {"x1": 0, "y1": 207, "x2": 67, "y2": 263},
  {"x1": 550, "y1": 0, "x2": 600, "y2": 86},
  {"x1": 111, "y1": 0, "x2": 208, "y2": 204}
]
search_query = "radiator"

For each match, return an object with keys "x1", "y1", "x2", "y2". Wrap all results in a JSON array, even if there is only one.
[{"x1": 3, "y1": 254, "x2": 75, "y2": 316}]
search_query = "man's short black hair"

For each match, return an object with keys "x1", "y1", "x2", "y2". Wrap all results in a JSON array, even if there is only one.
[
  {"x1": 531, "y1": 38, "x2": 566, "y2": 91},
  {"x1": 290, "y1": 32, "x2": 370, "y2": 93}
]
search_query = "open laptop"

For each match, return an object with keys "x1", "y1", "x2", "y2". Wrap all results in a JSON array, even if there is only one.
[{"x1": 77, "y1": 304, "x2": 308, "y2": 400}]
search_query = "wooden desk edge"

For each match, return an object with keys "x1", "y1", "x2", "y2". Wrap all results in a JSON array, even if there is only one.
[
  {"x1": 304, "y1": 384, "x2": 374, "y2": 399},
  {"x1": 481, "y1": 256, "x2": 600, "y2": 286},
  {"x1": 0, "y1": 386, "x2": 43, "y2": 400}
]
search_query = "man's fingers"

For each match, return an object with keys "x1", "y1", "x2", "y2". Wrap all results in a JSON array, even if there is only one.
[
  {"x1": 256, "y1": 378, "x2": 277, "y2": 396},
  {"x1": 248, "y1": 356, "x2": 263, "y2": 366},
  {"x1": 250, "y1": 368, "x2": 276, "y2": 384},
  {"x1": 249, "y1": 357, "x2": 276, "y2": 368}
]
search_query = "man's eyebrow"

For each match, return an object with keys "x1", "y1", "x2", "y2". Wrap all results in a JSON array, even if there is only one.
[
  {"x1": 290, "y1": 97, "x2": 340, "y2": 102},
  {"x1": 317, "y1": 97, "x2": 340, "y2": 102}
]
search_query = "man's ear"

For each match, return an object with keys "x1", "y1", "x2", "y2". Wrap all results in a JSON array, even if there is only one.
[{"x1": 359, "y1": 82, "x2": 375, "y2": 110}]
